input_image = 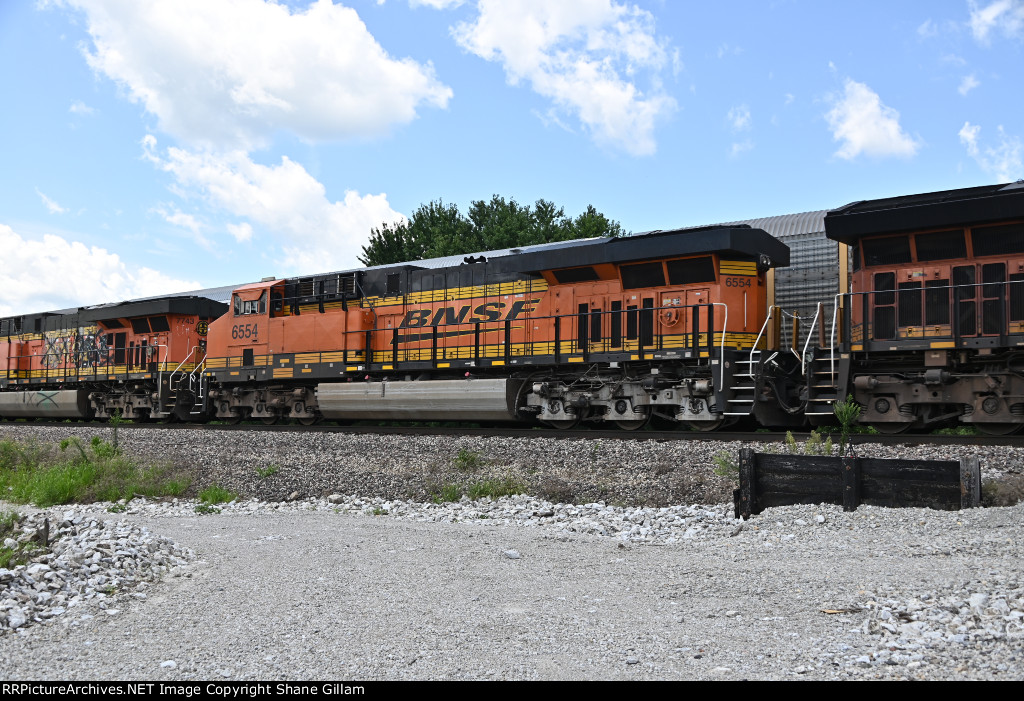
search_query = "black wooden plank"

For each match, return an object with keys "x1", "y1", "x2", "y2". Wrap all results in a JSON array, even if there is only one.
[
  {"x1": 739, "y1": 448, "x2": 756, "y2": 520},
  {"x1": 842, "y1": 456, "x2": 859, "y2": 512},
  {"x1": 960, "y1": 456, "x2": 981, "y2": 509}
]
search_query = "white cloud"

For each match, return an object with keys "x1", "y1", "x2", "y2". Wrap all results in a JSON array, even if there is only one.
[
  {"x1": 156, "y1": 208, "x2": 202, "y2": 236},
  {"x1": 727, "y1": 105, "x2": 751, "y2": 132},
  {"x1": 145, "y1": 139, "x2": 404, "y2": 273},
  {"x1": 452, "y1": 0, "x2": 676, "y2": 156},
  {"x1": 729, "y1": 140, "x2": 754, "y2": 159},
  {"x1": 0, "y1": 223, "x2": 200, "y2": 316},
  {"x1": 54, "y1": 0, "x2": 452, "y2": 149},
  {"x1": 969, "y1": 0, "x2": 1024, "y2": 43},
  {"x1": 825, "y1": 79, "x2": 920, "y2": 160},
  {"x1": 410, "y1": 0, "x2": 465, "y2": 8},
  {"x1": 227, "y1": 222, "x2": 253, "y2": 243},
  {"x1": 958, "y1": 74, "x2": 981, "y2": 96},
  {"x1": 960, "y1": 121, "x2": 1023, "y2": 182},
  {"x1": 918, "y1": 19, "x2": 938, "y2": 37},
  {"x1": 36, "y1": 189, "x2": 67, "y2": 214},
  {"x1": 69, "y1": 100, "x2": 95, "y2": 115}
]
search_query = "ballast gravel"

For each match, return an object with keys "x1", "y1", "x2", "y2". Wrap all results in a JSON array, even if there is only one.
[{"x1": 0, "y1": 424, "x2": 1021, "y2": 680}]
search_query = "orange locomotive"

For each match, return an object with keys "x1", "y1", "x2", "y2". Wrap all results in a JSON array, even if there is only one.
[
  {"x1": 199, "y1": 225, "x2": 794, "y2": 430},
  {"x1": 0, "y1": 297, "x2": 226, "y2": 420},
  {"x1": 807, "y1": 182, "x2": 1024, "y2": 435}
]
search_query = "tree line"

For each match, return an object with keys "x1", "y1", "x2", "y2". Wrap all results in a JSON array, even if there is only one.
[{"x1": 358, "y1": 195, "x2": 625, "y2": 267}]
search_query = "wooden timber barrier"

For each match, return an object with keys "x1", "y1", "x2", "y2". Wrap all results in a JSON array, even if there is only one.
[{"x1": 734, "y1": 449, "x2": 981, "y2": 520}]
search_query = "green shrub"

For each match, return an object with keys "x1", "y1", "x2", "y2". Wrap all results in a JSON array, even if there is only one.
[
  {"x1": 0, "y1": 437, "x2": 191, "y2": 508},
  {"x1": 784, "y1": 431, "x2": 798, "y2": 454},
  {"x1": 711, "y1": 451, "x2": 738, "y2": 479},
  {"x1": 466, "y1": 477, "x2": 524, "y2": 500},
  {"x1": 256, "y1": 464, "x2": 280, "y2": 479},
  {"x1": 833, "y1": 394, "x2": 862, "y2": 457},
  {"x1": 198, "y1": 484, "x2": 236, "y2": 505},
  {"x1": 431, "y1": 484, "x2": 463, "y2": 504},
  {"x1": 453, "y1": 448, "x2": 487, "y2": 472}
]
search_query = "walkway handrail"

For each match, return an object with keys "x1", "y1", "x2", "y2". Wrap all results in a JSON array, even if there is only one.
[
  {"x1": 801, "y1": 303, "x2": 822, "y2": 375},
  {"x1": 168, "y1": 346, "x2": 197, "y2": 387},
  {"x1": 711, "y1": 302, "x2": 729, "y2": 385},
  {"x1": 749, "y1": 305, "x2": 778, "y2": 378}
]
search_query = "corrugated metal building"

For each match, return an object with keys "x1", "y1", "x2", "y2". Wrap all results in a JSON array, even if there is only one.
[{"x1": 721, "y1": 210, "x2": 843, "y2": 347}]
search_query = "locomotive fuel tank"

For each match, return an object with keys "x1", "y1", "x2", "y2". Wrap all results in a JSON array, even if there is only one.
[
  {"x1": 0, "y1": 389, "x2": 92, "y2": 419},
  {"x1": 317, "y1": 378, "x2": 524, "y2": 421}
]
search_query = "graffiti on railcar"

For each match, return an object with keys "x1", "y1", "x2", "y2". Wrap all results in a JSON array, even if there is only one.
[{"x1": 40, "y1": 326, "x2": 109, "y2": 369}]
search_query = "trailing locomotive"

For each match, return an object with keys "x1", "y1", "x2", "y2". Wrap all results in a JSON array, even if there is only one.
[
  {"x1": 0, "y1": 297, "x2": 226, "y2": 422},
  {"x1": 805, "y1": 181, "x2": 1024, "y2": 435},
  {"x1": 0, "y1": 225, "x2": 799, "y2": 430}
]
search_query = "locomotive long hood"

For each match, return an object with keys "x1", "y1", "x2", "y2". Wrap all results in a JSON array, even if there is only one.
[{"x1": 825, "y1": 182, "x2": 1024, "y2": 243}]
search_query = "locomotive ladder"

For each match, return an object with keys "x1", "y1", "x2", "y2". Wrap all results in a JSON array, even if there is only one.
[
  {"x1": 186, "y1": 359, "x2": 208, "y2": 416},
  {"x1": 724, "y1": 305, "x2": 788, "y2": 418},
  {"x1": 804, "y1": 299, "x2": 842, "y2": 417},
  {"x1": 167, "y1": 347, "x2": 210, "y2": 418},
  {"x1": 723, "y1": 350, "x2": 761, "y2": 416}
]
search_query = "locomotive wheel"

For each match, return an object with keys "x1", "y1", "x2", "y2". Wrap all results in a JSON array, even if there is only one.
[
  {"x1": 297, "y1": 415, "x2": 320, "y2": 426},
  {"x1": 686, "y1": 418, "x2": 725, "y2": 432},
  {"x1": 545, "y1": 417, "x2": 582, "y2": 430},
  {"x1": 260, "y1": 416, "x2": 280, "y2": 426},
  {"x1": 974, "y1": 423, "x2": 1023, "y2": 436},
  {"x1": 224, "y1": 414, "x2": 244, "y2": 425},
  {"x1": 870, "y1": 422, "x2": 913, "y2": 435},
  {"x1": 615, "y1": 412, "x2": 651, "y2": 431}
]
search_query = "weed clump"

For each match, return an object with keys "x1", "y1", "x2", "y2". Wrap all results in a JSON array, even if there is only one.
[
  {"x1": 0, "y1": 436, "x2": 189, "y2": 508},
  {"x1": 429, "y1": 476, "x2": 524, "y2": 503},
  {"x1": 256, "y1": 464, "x2": 280, "y2": 479},
  {"x1": 198, "y1": 484, "x2": 236, "y2": 505},
  {"x1": 833, "y1": 394, "x2": 862, "y2": 457},
  {"x1": 453, "y1": 448, "x2": 487, "y2": 472},
  {"x1": 712, "y1": 451, "x2": 738, "y2": 479}
]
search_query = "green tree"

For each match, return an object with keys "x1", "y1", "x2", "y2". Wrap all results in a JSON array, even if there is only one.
[
  {"x1": 359, "y1": 221, "x2": 411, "y2": 269},
  {"x1": 358, "y1": 196, "x2": 624, "y2": 266}
]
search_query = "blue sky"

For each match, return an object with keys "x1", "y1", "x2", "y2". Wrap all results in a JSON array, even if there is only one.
[{"x1": 1, "y1": 0, "x2": 1022, "y2": 316}]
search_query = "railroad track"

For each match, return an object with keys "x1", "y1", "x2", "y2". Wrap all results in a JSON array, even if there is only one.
[{"x1": 3, "y1": 420, "x2": 1021, "y2": 447}]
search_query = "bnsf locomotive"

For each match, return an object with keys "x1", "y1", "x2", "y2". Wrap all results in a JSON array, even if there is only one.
[
  {"x1": 2, "y1": 182, "x2": 1024, "y2": 434},
  {"x1": 809, "y1": 181, "x2": 1024, "y2": 435},
  {"x1": 0, "y1": 226, "x2": 797, "y2": 430}
]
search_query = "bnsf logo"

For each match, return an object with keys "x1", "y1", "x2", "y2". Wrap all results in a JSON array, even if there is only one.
[{"x1": 401, "y1": 299, "x2": 541, "y2": 328}]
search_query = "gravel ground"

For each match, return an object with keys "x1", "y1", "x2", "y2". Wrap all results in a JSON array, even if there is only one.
[{"x1": 0, "y1": 424, "x2": 1022, "y2": 680}]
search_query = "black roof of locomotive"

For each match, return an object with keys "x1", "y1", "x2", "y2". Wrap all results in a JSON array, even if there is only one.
[
  {"x1": 0, "y1": 296, "x2": 229, "y2": 336},
  {"x1": 487, "y1": 224, "x2": 790, "y2": 273},
  {"x1": 347, "y1": 225, "x2": 789, "y2": 298},
  {"x1": 825, "y1": 181, "x2": 1024, "y2": 244},
  {"x1": 79, "y1": 296, "x2": 229, "y2": 324}
]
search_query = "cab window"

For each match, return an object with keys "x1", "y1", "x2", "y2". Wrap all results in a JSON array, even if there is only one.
[{"x1": 234, "y1": 290, "x2": 267, "y2": 316}]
